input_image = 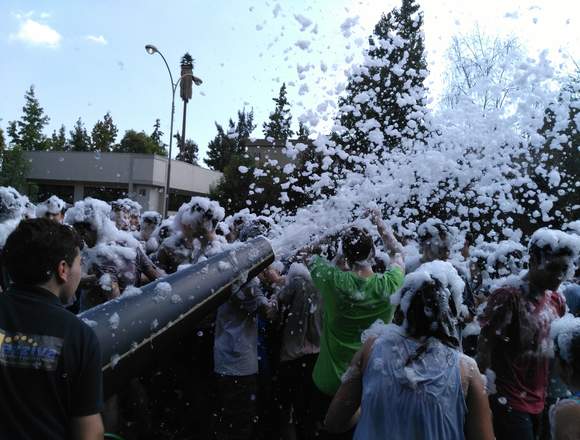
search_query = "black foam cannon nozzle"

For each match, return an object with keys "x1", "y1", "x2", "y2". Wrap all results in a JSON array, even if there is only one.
[{"x1": 78, "y1": 236, "x2": 274, "y2": 398}]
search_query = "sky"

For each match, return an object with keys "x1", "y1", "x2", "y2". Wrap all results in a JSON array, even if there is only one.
[{"x1": 0, "y1": 0, "x2": 578, "y2": 163}]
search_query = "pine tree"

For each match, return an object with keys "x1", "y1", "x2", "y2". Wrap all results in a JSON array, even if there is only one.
[
  {"x1": 337, "y1": 0, "x2": 429, "y2": 160},
  {"x1": 205, "y1": 108, "x2": 256, "y2": 171},
  {"x1": 297, "y1": 121, "x2": 311, "y2": 141},
  {"x1": 0, "y1": 126, "x2": 5, "y2": 154},
  {"x1": 0, "y1": 147, "x2": 30, "y2": 192},
  {"x1": 263, "y1": 83, "x2": 294, "y2": 142},
  {"x1": 524, "y1": 70, "x2": 580, "y2": 230},
  {"x1": 69, "y1": 117, "x2": 92, "y2": 152},
  {"x1": 49, "y1": 125, "x2": 68, "y2": 151},
  {"x1": 91, "y1": 112, "x2": 118, "y2": 152},
  {"x1": 8, "y1": 85, "x2": 50, "y2": 151},
  {"x1": 174, "y1": 133, "x2": 199, "y2": 164}
]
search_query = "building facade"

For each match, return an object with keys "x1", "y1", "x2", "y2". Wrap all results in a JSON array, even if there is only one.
[{"x1": 25, "y1": 151, "x2": 222, "y2": 212}]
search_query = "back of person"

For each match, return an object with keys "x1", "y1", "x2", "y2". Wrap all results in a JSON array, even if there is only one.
[
  {"x1": 0, "y1": 286, "x2": 101, "y2": 440},
  {"x1": 354, "y1": 324, "x2": 466, "y2": 440},
  {"x1": 310, "y1": 255, "x2": 404, "y2": 395}
]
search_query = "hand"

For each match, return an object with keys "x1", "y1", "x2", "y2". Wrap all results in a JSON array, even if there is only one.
[{"x1": 265, "y1": 299, "x2": 279, "y2": 321}]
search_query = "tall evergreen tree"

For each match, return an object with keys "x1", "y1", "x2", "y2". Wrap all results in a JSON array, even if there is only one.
[
  {"x1": 336, "y1": 0, "x2": 429, "y2": 159},
  {"x1": 49, "y1": 125, "x2": 68, "y2": 151},
  {"x1": 69, "y1": 117, "x2": 92, "y2": 152},
  {"x1": 263, "y1": 83, "x2": 294, "y2": 142},
  {"x1": 0, "y1": 147, "x2": 30, "y2": 193},
  {"x1": 0, "y1": 126, "x2": 5, "y2": 154},
  {"x1": 297, "y1": 121, "x2": 311, "y2": 141},
  {"x1": 7, "y1": 85, "x2": 50, "y2": 151},
  {"x1": 205, "y1": 108, "x2": 256, "y2": 171},
  {"x1": 91, "y1": 112, "x2": 118, "y2": 152},
  {"x1": 174, "y1": 133, "x2": 199, "y2": 164}
]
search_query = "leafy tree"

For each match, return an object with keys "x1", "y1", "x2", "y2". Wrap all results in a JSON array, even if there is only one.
[
  {"x1": 49, "y1": 125, "x2": 68, "y2": 151},
  {"x1": 8, "y1": 85, "x2": 50, "y2": 151},
  {"x1": 443, "y1": 28, "x2": 524, "y2": 111},
  {"x1": 174, "y1": 132, "x2": 199, "y2": 164},
  {"x1": 115, "y1": 130, "x2": 167, "y2": 155},
  {"x1": 91, "y1": 112, "x2": 118, "y2": 152},
  {"x1": 263, "y1": 83, "x2": 293, "y2": 142},
  {"x1": 210, "y1": 153, "x2": 287, "y2": 215},
  {"x1": 210, "y1": 154, "x2": 254, "y2": 213},
  {"x1": 205, "y1": 108, "x2": 256, "y2": 171},
  {"x1": 336, "y1": 0, "x2": 429, "y2": 159},
  {"x1": 69, "y1": 117, "x2": 92, "y2": 152}
]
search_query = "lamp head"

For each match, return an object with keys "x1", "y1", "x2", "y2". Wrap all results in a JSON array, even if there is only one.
[{"x1": 145, "y1": 44, "x2": 158, "y2": 55}]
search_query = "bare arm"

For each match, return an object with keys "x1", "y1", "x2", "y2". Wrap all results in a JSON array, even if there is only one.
[
  {"x1": 553, "y1": 401, "x2": 580, "y2": 440},
  {"x1": 462, "y1": 356, "x2": 494, "y2": 440},
  {"x1": 70, "y1": 414, "x2": 104, "y2": 440},
  {"x1": 369, "y1": 210, "x2": 405, "y2": 272},
  {"x1": 325, "y1": 337, "x2": 375, "y2": 433}
]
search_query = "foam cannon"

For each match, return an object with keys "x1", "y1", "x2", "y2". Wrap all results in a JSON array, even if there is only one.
[{"x1": 78, "y1": 237, "x2": 274, "y2": 398}]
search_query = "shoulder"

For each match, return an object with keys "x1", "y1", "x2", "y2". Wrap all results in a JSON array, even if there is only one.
[
  {"x1": 552, "y1": 400, "x2": 580, "y2": 437},
  {"x1": 548, "y1": 290, "x2": 566, "y2": 316},
  {"x1": 487, "y1": 285, "x2": 521, "y2": 305}
]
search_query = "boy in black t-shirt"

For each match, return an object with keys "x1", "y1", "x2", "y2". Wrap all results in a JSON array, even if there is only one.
[{"x1": 0, "y1": 218, "x2": 104, "y2": 440}]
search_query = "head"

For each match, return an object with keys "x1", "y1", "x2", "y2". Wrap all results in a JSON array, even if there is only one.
[
  {"x1": 140, "y1": 211, "x2": 162, "y2": 238},
  {"x1": 551, "y1": 316, "x2": 580, "y2": 391},
  {"x1": 564, "y1": 286, "x2": 580, "y2": 317},
  {"x1": 239, "y1": 217, "x2": 272, "y2": 242},
  {"x1": 64, "y1": 197, "x2": 112, "y2": 246},
  {"x1": 111, "y1": 201, "x2": 130, "y2": 231},
  {"x1": 391, "y1": 260, "x2": 464, "y2": 347},
  {"x1": 225, "y1": 209, "x2": 256, "y2": 242},
  {"x1": 3, "y1": 219, "x2": 83, "y2": 304},
  {"x1": 71, "y1": 221, "x2": 98, "y2": 248},
  {"x1": 469, "y1": 243, "x2": 496, "y2": 289},
  {"x1": 528, "y1": 228, "x2": 580, "y2": 292},
  {"x1": 19, "y1": 197, "x2": 36, "y2": 220},
  {"x1": 0, "y1": 186, "x2": 23, "y2": 223},
  {"x1": 341, "y1": 226, "x2": 374, "y2": 268},
  {"x1": 488, "y1": 240, "x2": 525, "y2": 279},
  {"x1": 417, "y1": 219, "x2": 452, "y2": 261},
  {"x1": 174, "y1": 197, "x2": 225, "y2": 239}
]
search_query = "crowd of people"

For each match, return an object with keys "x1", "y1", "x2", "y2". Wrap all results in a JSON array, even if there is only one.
[{"x1": 0, "y1": 184, "x2": 579, "y2": 440}]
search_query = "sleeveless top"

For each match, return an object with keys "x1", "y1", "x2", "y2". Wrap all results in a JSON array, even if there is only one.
[{"x1": 354, "y1": 324, "x2": 467, "y2": 440}]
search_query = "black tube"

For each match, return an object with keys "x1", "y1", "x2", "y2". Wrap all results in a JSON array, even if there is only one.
[{"x1": 78, "y1": 237, "x2": 274, "y2": 398}]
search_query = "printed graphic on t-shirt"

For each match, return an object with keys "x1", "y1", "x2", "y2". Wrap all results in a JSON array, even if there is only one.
[{"x1": 0, "y1": 328, "x2": 63, "y2": 371}]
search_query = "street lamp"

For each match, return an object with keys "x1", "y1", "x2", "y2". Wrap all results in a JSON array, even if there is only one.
[{"x1": 145, "y1": 44, "x2": 203, "y2": 217}]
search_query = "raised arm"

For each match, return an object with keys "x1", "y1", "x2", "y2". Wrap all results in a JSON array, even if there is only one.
[{"x1": 369, "y1": 209, "x2": 405, "y2": 272}]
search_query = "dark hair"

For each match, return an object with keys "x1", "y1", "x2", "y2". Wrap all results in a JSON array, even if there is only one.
[
  {"x1": 400, "y1": 277, "x2": 460, "y2": 366},
  {"x1": 555, "y1": 330, "x2": 580, "y2": 381},
  {"x1": 342, "y1": 227, "x2": 374, "y2": 266},
  {"x1": 3, "y1": 218, "x2": 83, "y2": 285},
  {"x1": 529, "y1": 242, "x2": 575, "y2": 262}
]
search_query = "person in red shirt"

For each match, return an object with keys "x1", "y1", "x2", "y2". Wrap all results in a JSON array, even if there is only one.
[{"x1": 477, "y1": 228, "x2": 579, "y2": 440}]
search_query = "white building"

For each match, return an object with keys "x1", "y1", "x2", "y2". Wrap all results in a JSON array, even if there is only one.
[{"x1": 25, "y1": 151, "x2": 223, "y2": 212}]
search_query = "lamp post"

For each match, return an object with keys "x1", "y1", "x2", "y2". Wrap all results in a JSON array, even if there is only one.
[{"x1": 145, "y1": 44, "x2": 203, "y2": 217}]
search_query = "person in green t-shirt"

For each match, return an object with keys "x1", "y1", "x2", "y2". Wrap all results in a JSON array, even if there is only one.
[{"x1": 298, "y1": 211, "x2": 405, "y2": 439}]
